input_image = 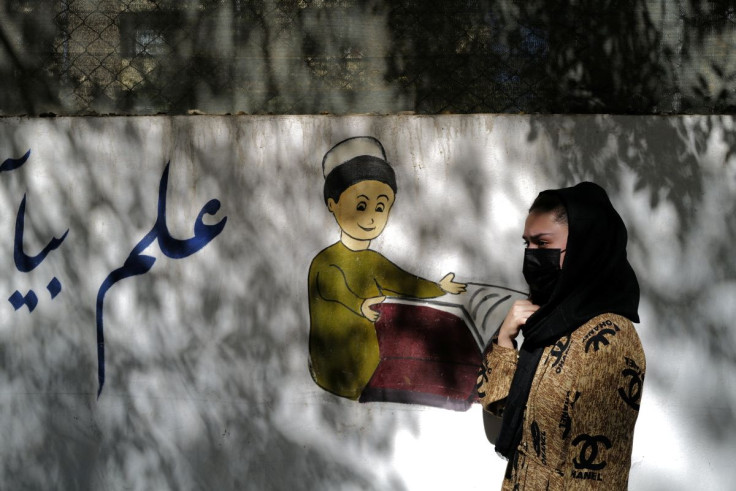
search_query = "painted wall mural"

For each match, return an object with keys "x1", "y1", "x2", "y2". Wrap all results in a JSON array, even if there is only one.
[
  {"x1": 0, "y1": 115, "x2": 734, "y2": 490},
  {"x1": 308, "y1": 136, "x2": 525, "y2": 409}
]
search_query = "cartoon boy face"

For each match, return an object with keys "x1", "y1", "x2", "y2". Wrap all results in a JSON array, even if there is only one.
[{"x1": 328, "y1": 180, "x2": 395, "y2": 242}]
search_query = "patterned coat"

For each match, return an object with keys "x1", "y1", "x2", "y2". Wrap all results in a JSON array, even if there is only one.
[{"x1": 477, "y1": 313, "x2": 645, "y2": 490}]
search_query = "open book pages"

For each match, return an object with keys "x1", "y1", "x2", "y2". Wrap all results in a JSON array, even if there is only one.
[{"x1": 382, "y1": 282, "x2": 527, "y2": 350}]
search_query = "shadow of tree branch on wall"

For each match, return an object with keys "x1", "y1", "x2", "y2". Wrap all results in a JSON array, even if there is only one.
[
  {"x1": 0, "y1": 117, "x2": 415, "y2": 490},
  {"x1": 1, "y1": 113, "x2": 734, "y2": 489}
]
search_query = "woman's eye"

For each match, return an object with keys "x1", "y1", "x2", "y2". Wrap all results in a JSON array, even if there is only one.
[
  {"x1": 376, "y1": 204, "x2": 385, "y2": 212},
  {"x1": 356, "y1": 202, "x2": 367, "y2": 211}
]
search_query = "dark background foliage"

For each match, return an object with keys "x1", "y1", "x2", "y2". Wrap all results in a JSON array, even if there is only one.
[{"x1": 2, "y1": 0, "x2": 736, "y2": 115}]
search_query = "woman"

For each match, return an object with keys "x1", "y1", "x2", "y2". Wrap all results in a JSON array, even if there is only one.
[{"x1": 477, "y1": 182, "x2": 645, "y2": 490}]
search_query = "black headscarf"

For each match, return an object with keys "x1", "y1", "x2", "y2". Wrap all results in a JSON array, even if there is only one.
[{"x1": 495, "y1": 181, "x2": 640, "y2": 459}]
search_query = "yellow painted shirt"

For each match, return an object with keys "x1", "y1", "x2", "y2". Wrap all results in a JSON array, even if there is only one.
[
  {"x1": 478, "y1": 313, "x2": 645, "y2": 490},
  {"x1": 308, "y1": 241, "x2": 444, "y2": 399}
]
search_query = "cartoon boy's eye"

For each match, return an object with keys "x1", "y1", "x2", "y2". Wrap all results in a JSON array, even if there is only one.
[
  {"x1": 375, "y1": 203, "x2": 385, "y2": 212},
  {"x1": 356, "y1": 201, "x2": 367, "y2": 211}
]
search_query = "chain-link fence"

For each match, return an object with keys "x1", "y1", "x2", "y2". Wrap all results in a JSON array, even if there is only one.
[{"x1": 1, "y1": 0, "x2": 736, "y2": 115}]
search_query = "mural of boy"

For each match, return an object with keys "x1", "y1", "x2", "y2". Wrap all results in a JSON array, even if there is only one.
[{"x1": 308, "y1": 136, "x2": 467, "y2": 400}]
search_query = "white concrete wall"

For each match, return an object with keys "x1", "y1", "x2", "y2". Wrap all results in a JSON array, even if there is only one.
[{"x1": 0, "y1": 115, "x2": 733, "y2": 490}]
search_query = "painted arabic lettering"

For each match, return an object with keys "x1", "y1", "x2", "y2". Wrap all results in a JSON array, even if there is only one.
[
  {"x1": 95, "y1": 162, "x2": 227, "y2": 397},
  {"x1": 2, "y1": 150, "x2": 227, "y2": 398},
  {"x1": 3, "y1": 150, "x2": 67, "y2": 313},
  {"x1": 15, "y1": 193, "x2": 70, "y2": 272},
  {"x1": 0, "y1": 149, "x2": 30, "y2": 173}
]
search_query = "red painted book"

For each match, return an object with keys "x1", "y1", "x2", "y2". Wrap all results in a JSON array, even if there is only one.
[{"x1": 359, "y1": 284, "x2": 526, "y2": 410}]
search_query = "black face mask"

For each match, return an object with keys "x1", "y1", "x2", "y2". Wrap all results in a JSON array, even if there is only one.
[{"x1": 523, "y1": 248, "x2": 564, "y2": 306}]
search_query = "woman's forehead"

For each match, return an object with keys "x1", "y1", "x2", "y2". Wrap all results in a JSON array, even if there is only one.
[{"x1": 524, "y1": 210, "x2": 568, "y2": 235}]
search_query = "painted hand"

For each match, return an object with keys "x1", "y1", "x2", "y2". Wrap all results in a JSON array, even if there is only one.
[
  {"x1": 439, "y1": 272, "x2": 467, "y2": 294},
  {"x1": 497, "y1": 299, "x2": 539, "y2": 348},
  {"x1": 361, "y1": 296, "x2": 386, "y2": 321}
]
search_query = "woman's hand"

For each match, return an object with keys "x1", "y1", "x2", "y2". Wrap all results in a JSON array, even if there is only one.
[
  {"x1": 439, "y1": 272, "x2": 467, "y2": 294},
  {"x1": 497, "y1": 299, "x2": 540, "y2": 348},
  {"x1": 361, "y1": 296, "x2": 386, "y2": 321}
]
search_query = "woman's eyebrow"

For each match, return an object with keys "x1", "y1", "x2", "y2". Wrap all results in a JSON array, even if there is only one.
[
  {"x1": 523, "y1": 233, "x2": 553, "y2": 241},
  {"x1": 357, "y1": 194, "x2": 370, "y2": 200},
  {"x1": 377, "y1": 194, "x2": 389, "y2": 200}
]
